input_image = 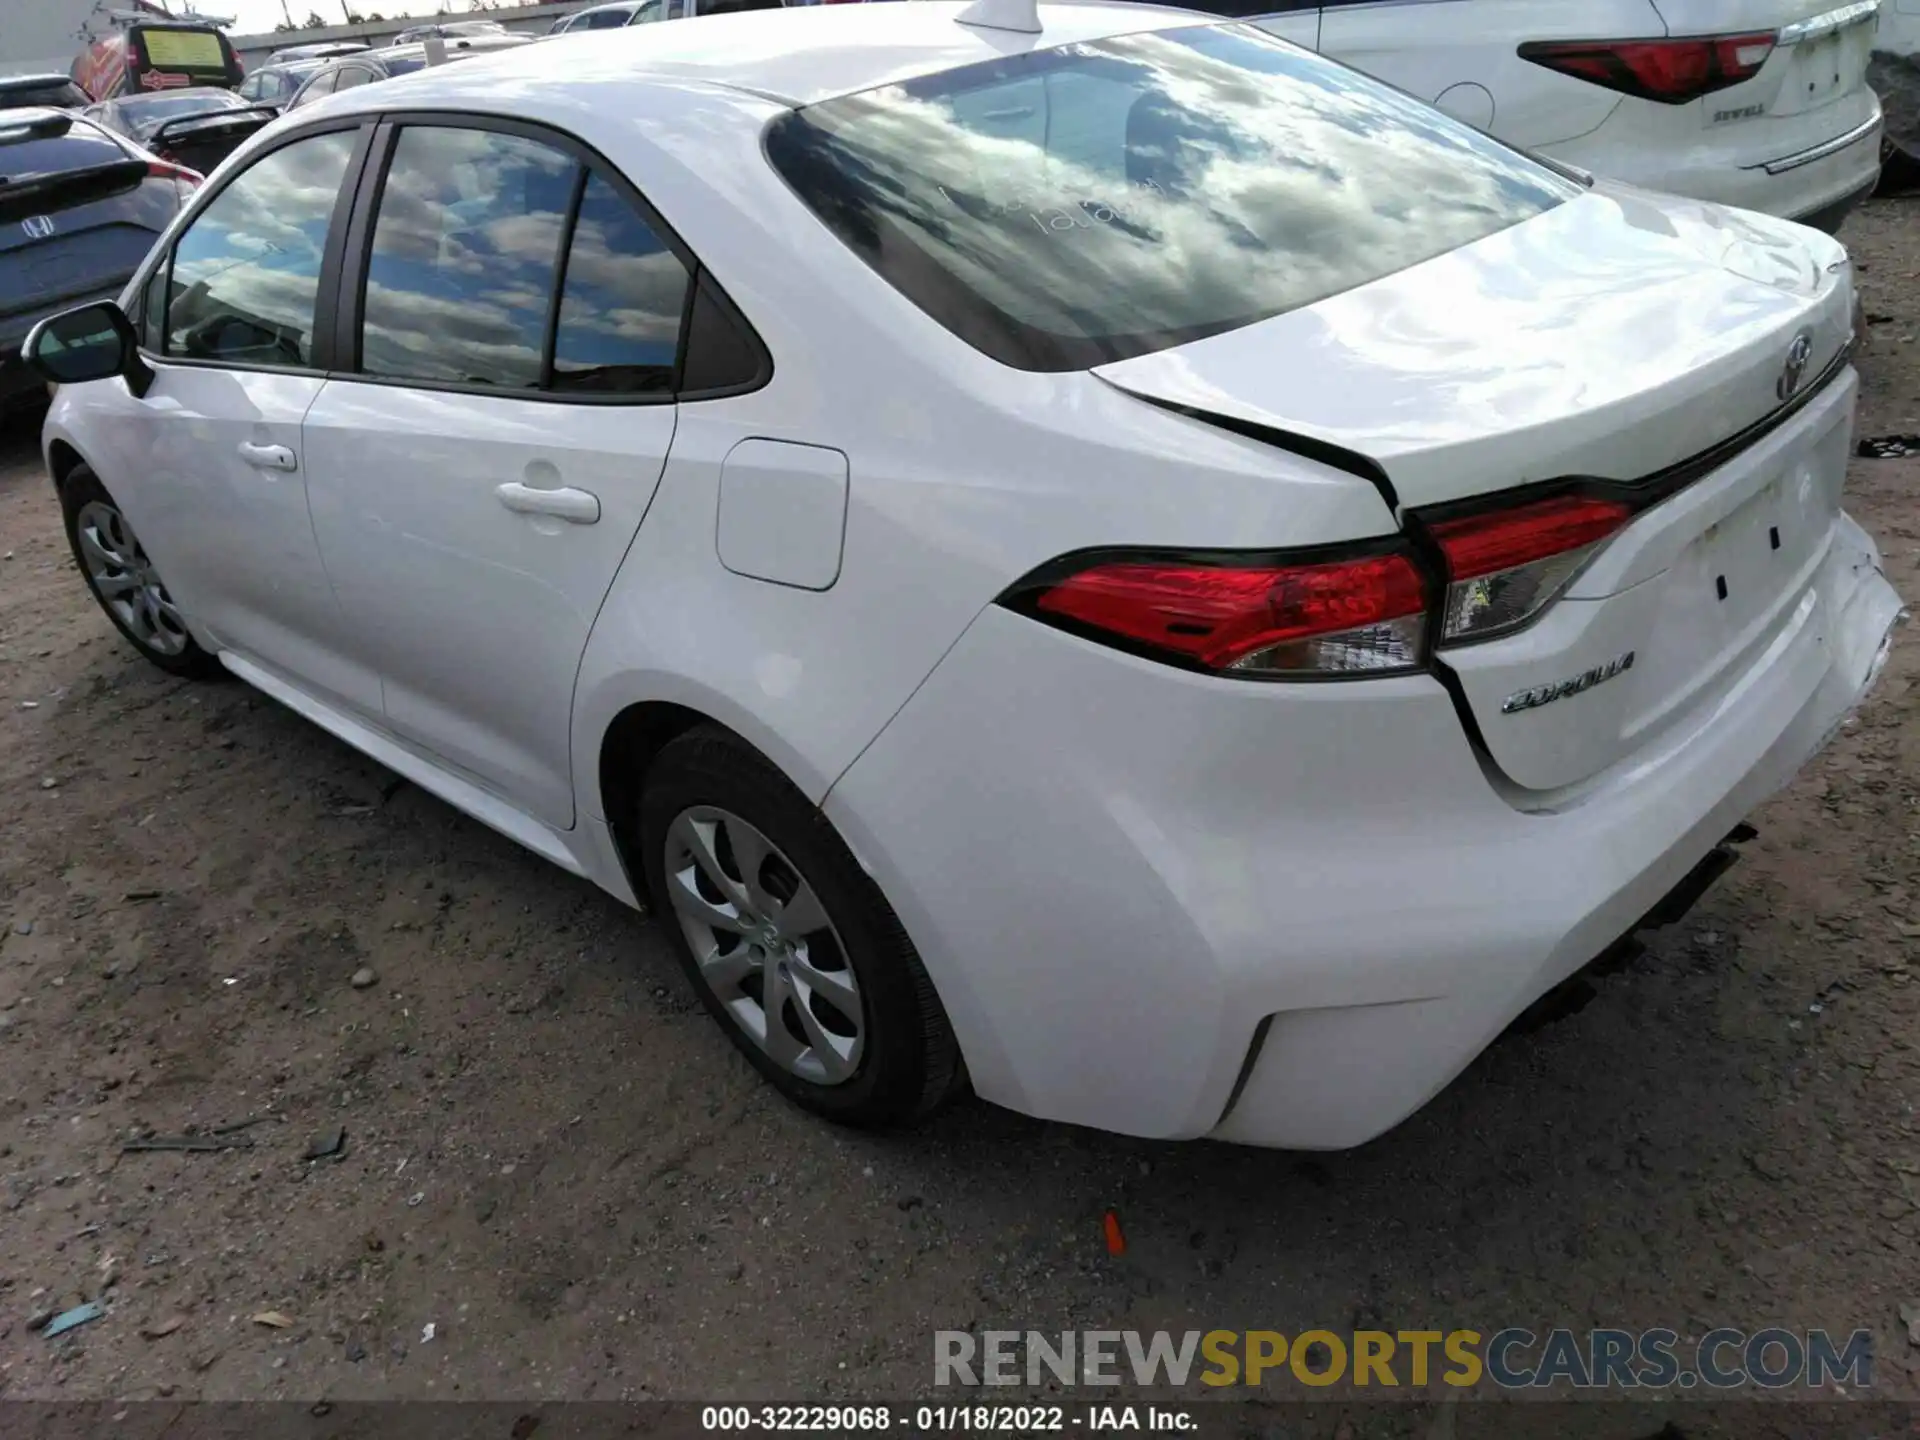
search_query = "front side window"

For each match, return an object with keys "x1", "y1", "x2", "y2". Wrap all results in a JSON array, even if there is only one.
[
  {"x1": 162, "y1": 127, "x2": 356, "y2": 367},
  {"x1": 767, "y1": 24, "x2": 1576, "y2": 370},
  {"x1": 359, "y1": 126, "x2": 578, "y2": 388},
  {"x1": 552, "y1": 173, "x2": 689, "y2": 393}
]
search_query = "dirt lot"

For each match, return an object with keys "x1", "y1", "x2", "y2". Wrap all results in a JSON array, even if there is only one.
[{"x1": 1, "y1": 203, "x2": 1919, "y2": 1416}]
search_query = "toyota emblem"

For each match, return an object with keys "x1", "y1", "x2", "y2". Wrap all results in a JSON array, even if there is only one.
[
  {"x1": 20, "y1": 214, "x2": 56, "y2": 241},
  {"x1": 1778, "y1": 332, "x2": 1814, "y2": 402}
]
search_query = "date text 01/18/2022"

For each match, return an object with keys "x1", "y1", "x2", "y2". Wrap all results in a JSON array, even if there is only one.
[{"x1": 699, "y1": 1405, "x2": 1198, "y2": 1431}]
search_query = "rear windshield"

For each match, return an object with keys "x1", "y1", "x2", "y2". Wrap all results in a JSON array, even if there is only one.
[
  {"x1": 118, "y1": 90, "x2": 247, "y2": 134},
  {"x1": 0, "y1": 80, "x2": 90, "y2": 111},
  {"x1": 0, "y1": 118, "x2": 127, "y2": 182},
  {"x1": 135, "y1": 27, "x2": 235, "y2": 73},
  {"x1": 766, "y1": 24, "x2": 1575, "y2": 371}
]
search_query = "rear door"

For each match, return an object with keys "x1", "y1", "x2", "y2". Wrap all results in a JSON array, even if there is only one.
[{"x1": 301, "y1": 119, "x2": 691, "y2": 828}]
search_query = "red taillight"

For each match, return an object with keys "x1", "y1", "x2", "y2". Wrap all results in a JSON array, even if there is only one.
[
  {"x1": 1008, "y1": 497, "x2": 1639, "y2": 677},
  {"x1": 1519, "y1": 32, "x2": 1776, "y2": 104},
  {"x1": 1428, "y1": 494, "x2": 1633, "y2": 643},
  {"x1": 147, "y1": 158, "x2": 203, "y2": 185},
  {"x1": 1018, "y1": 549, "x2": 1429, "y2": 677}
]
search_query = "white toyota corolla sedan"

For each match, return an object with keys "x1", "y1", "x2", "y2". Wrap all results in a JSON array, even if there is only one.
[{"x1": 24, "y1": 0, "x2": 1904, "y2": 1149}]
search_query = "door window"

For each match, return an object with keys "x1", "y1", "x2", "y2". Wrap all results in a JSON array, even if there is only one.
[
  {"x1": 551, "y1": 173, "x2": 690, "y2": 393},
  {"x1": 359, "y1": 126, "x2": 577, "y2": 388},
  {"x1": 290, "y1": 69, "x2": 336, "y2": 107},
  {"x1": 355, "y1": 123, "x2": 694, "y2": 397},
  {"x1": 162, "y1": 127, "x2": 356, "y2": 368}
]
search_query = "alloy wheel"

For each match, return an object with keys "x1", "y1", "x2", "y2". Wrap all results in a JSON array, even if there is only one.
[
  {"x1": 662, "y1": 805, "x2": 865, "y2": 1085},
  {"x1": 74, "y1": 500, "x2": 189, "y2": 657}
]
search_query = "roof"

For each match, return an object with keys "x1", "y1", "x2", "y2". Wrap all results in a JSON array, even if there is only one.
[{"x1": 346, "y1": 1, "x2": 1211, "y2": 110}]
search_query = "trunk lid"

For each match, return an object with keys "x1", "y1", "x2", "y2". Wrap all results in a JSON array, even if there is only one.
[
  {"x1": 1648, "y1": 0, "x2": 1879, "y2": 132},
  {"x1": 1095, "y1": 186, "x2": 1858, "y2": 793}
]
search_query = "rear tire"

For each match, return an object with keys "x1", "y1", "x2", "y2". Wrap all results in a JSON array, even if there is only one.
[
  {"x1": 58, "y1": 461, "x2": 222, "y2": 680},
  {"x1": 638, "y1": 725, "x2": 964, "y2": 1128}
]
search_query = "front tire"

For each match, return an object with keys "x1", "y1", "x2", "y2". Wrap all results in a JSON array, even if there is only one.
[
  {"x1": 58, "y1": 461, "x2": 221, "y2": 679},
  {"x1": 638, "y1": 726, "x2": 963, "y2": 1128}
]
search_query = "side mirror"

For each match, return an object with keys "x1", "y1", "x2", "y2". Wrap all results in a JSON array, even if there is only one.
[{"x1": 22, "y1": 301, "x2": 153, "y2": 398}]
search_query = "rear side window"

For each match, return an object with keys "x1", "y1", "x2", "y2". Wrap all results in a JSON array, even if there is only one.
[
  {"x1": 767, "y1": 24, "x2": 1576, "y2": 371},
  {"x1": 162, "y1": 128, "x2": 356, "y2": 367},
  {"x1": 354, "y1": 124, "x2": 694, "y2": 397},
  {"x1": 360, "y1": 126, "x2": 577, "y2": 388},
  {"x1": 552, "y1": 173, "x2": 689, "y2": 393}
]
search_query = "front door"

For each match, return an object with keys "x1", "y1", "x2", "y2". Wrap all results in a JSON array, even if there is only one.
[
  {"x1": 303, "y1": 122, "x2": 692, "y2": 828},
  {"x1": 117, "y1": 123, "x2": 383, "y2": 717}
]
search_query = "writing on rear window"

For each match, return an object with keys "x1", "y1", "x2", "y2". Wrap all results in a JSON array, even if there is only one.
[{"x1": 934, "y1": 179, "x2": 1168, "y2": 237}]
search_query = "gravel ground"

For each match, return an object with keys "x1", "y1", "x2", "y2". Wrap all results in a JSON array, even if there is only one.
[{"x1": 1, "y1": 201, "x2": 1919, "y2": 1417}]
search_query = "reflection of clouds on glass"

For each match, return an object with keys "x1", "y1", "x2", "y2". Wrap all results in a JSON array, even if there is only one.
[
  {"x1": 772, "y1": 25, "x2": 1574, "y2": 369},
  {"x1": 166, "y1": 129, "x2": 354, "y2": 365},
  {"x1": 360, "y1": 126, "x2": 575, "y2": 388},
  {"x1": 551, "y1": 173, "x2": 687, "y2": 393}
]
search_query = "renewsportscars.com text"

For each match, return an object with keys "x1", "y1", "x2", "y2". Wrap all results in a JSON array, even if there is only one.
[{"x1": 933, "y1": 1327, "x2": 1873, "y2": 1391}]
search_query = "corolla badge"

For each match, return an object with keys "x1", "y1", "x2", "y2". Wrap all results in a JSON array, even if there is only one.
[
  {"x1": 1502, "y1": 652, "x2": 1636, "y2": 715},
  {"x1": 20, "y1": 215, "x2": 56, "y2": 240},
  {"x1": 1777, "y1": 332, "x2": 1814, "y2": 402}
]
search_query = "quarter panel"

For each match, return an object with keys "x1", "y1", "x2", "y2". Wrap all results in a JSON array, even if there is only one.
[{"x1": 573, "y1": 370, "x2": 1397, "y2": 820}]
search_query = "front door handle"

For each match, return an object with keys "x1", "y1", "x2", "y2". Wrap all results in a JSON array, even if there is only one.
[
  {"x1": 238, "y1": 441, "x2": 297, "y2": 473},
  {"x1": 495, "y1": 481, "x2": 600, "y2": 525}
]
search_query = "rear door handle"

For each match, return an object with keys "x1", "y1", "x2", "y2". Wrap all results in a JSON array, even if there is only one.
[
  {"x1": 495, "y1": 481, "x2": 600, "y2": 525},
  {"x1": 238, "y1": 441, "x2": 296, "y2": 473}
]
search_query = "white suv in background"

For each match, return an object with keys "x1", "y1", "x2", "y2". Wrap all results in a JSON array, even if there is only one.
[{"x1": 1172, "y1": 0, "x2": 1885, "y2": 230}]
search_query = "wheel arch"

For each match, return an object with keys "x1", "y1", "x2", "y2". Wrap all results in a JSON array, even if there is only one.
[
  {"x1": 597, "y1": 697, "x2": 711, "y2": 894},
  {"x1": 45, "y1": 437, "x2": 85, "y2": 492}
]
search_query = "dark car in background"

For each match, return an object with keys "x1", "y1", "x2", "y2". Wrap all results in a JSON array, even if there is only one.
[
  {"x1": 85, "y1": 89, "x2": 276, "y2": 175},
  {"x1": 262, "y1": 41, "x2": 370, "y2": 67},
  {"x1": 71, "y1": 22, "x2": 247, "y2": 102},
  {"x1": 0, "y1": 75, "x2": 92, "y2": 113},
  {"x1": 283, "y1": 35, "x2": 534, "y2": 110},
  {"x1": 389, "y1": 20, "x2": 510, "y2": 44},
  {"x1": 1, "y1": 109, "x2": 195, "y2": 409}
]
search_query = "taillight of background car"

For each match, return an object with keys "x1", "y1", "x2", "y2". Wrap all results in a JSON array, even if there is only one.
[{"x1": 1518, "y1": 33, "x2": 1777, "y2": 104}]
